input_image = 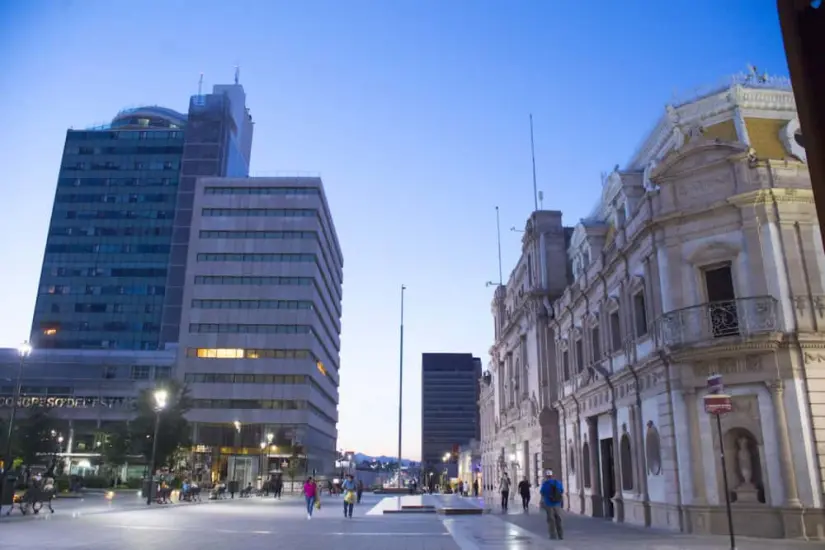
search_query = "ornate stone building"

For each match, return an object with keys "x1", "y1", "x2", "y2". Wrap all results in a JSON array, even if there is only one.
[
  {"x1": 553, "y1": 72, "x2": 824, "y2": 540},
  {"x1": 479, "y1": 211, "x2": 568, "y2": 504}
]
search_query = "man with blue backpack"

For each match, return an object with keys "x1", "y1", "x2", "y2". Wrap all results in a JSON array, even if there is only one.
[{"x1": 539, "y1": 469, "x2": 564, "y2": 540}]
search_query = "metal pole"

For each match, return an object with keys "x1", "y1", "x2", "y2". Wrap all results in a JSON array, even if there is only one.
[
  {"x1": 716, "y1": 413, "x2": 736, "y2": 549},
  {"x1": 397, "y1": 284, "x2": 406, "y2": 488},
  {"x1": 0, "y1": 353, "x2": 24, "y2": 515},
  {"x1": 147, "y1": 411, "x2": 161, "y2": 505},
  {"x1": 530, "y1": 114, "x2": 539, "y2": 212},
  {"x1": 495, "y1": 206, "x2": 503, "y2": 285}
]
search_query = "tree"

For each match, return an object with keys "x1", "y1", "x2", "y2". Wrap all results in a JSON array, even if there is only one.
[
  {"x1": 99, "y1": 424, "x2": 132, "y2": 483},
  {"x1": 130, "y1": 380, "x2": 191, "y2": 472},
  {"x1": 13, "y1": 406, "x2": 60, "y2": 469},
  {"x1": 284, "y1": 455, "x2": 302, "y2": 493}
]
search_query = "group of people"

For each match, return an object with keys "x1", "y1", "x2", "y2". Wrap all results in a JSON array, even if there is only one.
[
  {"x1": 499, "y1": 470, "x2": 565, "y2": 541},
  {"x1": 302, "y1": 474, "x2": 364, "y2": 519}
]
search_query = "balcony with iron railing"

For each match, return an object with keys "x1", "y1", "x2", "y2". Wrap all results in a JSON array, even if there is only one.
[{"x1": 658, "y1": 296, "x2": 780, "y2": 348}]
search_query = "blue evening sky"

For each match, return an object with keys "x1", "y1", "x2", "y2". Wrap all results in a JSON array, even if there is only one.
[{"x1": 0, "y1": 1, "x2": 790, "y2": 459}]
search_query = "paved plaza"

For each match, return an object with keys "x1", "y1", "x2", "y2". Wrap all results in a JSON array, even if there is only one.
[{"x1": 1, "y1": 492, "x2": 823, "y2": 549}]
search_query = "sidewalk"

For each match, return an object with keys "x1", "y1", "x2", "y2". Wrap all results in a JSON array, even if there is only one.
[{"x1": 497, "y1": 506, "x2": 824, "y2": 549}]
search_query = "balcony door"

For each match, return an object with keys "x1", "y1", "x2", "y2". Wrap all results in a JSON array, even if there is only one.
[{"x1": 703, "y1": 264, "x2": 739, "y2": 338}]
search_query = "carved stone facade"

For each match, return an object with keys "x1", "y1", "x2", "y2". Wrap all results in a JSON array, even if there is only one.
[
  {"x1": 479, "y1": 211, "x2": 567, "y2": 505},
  {"x1": 552, "y1": 77, "x2": 825, "y2": 540}
]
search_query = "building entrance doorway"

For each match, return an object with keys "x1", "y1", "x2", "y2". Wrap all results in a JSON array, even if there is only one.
[{"x1": 600, "y1": 438, "x2": 615, "y2": 519}]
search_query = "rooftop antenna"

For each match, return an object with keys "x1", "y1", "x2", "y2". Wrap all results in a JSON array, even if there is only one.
[
  {"x1": 234, "y1": 65, "x2": 240, "y2": 85},
  {"x1": 486, "y1": 207, "x2": 503, "y2": 287},
  {"x1": 198, "y1": 73, "x2": 204, "y2": 96},
  {"x1": 530, "y1": 114, "x2": 539, "y2": 212},
  {"x1": 538, "y1": 190, "x2": 544, "y2": 210}
]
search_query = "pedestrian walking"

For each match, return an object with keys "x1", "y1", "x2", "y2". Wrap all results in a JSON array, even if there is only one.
[
  {"x1": 303, "y1": 476, "x2": 318, "y2": 519},
  {"x1": 341, "y1": 474, "x2": 356, "y2": 518},
  {"x1": 499, "y1": 473, "x2": 511, "y2": 512},
  {"x1": 539, "y1": 470, "x2": 564, "y2": 540},
  {"x1": 518, "y1": 476, "x2": 531, "y2": 511},
  {"x1": 356, "y1": 479, "x2": 364, "y2": 504}
]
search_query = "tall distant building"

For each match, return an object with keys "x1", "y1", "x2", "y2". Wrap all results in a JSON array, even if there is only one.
[
  {"x1": 178, "y1": 176, "x2": 343, "y2": 477},
  {"x1": 30, "y1": 107, "x2": 187, "y2": 350},
  {"x1": 421, "y1": 353, "x2": 481, "y2": 476},
  {"x1": 159, "y1": 82, "x2": 254, "y2": 346},
  {"x1": 30, "y1": 81, "x2": 253, "y2": 351}
]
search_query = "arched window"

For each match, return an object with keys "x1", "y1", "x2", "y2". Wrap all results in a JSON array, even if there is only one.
[
  {"x1": 620, "y1": 433, "x2": 634, "y2": 491},
  {"x1": 645, "y1": 421, "x2": 662, "y2": 476}
]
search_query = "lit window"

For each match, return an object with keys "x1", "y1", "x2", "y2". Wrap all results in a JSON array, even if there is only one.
[
  {"x1": 317, "y1": 361, "x2": 328, "y2": 376},
  {"x1": 43, "y1": 328, "x2": 58, "y2": 336}
]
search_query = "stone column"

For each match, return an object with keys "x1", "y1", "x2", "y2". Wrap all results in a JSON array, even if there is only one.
[
  {"x1": 573, "y1": 418, "x2": 584, "y2": 513},
  {"x1": 768, "y1": 380, "x2": 801, "y2": 507},
  {"x1": 587, "y1": 417, "x2": 603, "y2": 517},
  {"x1": 685, "y1": 387, "x2": 707, "y2": 505},
  {"x1": 611, "y1": 405, "x2": 625, "y2": 522}
]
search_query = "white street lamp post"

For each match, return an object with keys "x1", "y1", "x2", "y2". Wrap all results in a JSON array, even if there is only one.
[{"x1": 146, "y1": 389, "x2": 168, "y2": 505}]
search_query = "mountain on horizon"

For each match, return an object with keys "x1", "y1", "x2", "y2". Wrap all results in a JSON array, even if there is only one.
[{"x1": 352, "y1": 452, "x2": 418, "y2": 467}]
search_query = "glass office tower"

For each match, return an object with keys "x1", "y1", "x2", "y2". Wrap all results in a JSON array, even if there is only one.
[
  {"x1": 30, "y1": 107, "x2": 187, "y2": 350},
  {"x1": 421, "y1": 353, "x2": 482, "y2": 476}
]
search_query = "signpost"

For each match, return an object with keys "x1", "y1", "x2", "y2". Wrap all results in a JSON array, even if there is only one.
[{"x1": 703, "y1": 374, "x2": 736, "y2": 550}]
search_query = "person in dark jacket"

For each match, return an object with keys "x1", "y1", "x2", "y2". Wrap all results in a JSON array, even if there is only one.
[{"x1": 518, "y1": 476, "x2": 531, "y2": 511}]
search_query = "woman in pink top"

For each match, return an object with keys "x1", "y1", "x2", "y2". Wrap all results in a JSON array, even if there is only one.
[{"x1": 303, "y1": 477, "x2": 318, "y2": 519}]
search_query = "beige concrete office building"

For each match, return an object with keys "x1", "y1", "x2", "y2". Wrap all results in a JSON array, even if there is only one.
[{"x1": 177, "y1": 176, "x2": 343, "y2": 483}]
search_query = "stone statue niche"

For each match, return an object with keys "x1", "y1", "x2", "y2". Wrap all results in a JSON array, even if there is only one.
[{"x1": 723, "y1": 428, "x2": 765, "y2": 504}]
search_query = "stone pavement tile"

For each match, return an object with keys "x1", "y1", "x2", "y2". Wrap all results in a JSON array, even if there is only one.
[{"x1": 497, "y1": 508, "x2": 825, "y2": 549}]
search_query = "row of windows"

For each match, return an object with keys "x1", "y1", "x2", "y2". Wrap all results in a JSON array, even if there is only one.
[
  {"x1": 193, "y1": 275, "x2": 313, "y2": 286},
  {"x1": 63, "y1": 160, "x2": 180, "y2": 171},
  {"x1": 46, "y1": 244, "x2": 170, "y2": 254},
  {"x1": 202, "y1": 208, "x2": 316, "y2": 218},
  {"x1": 54, "y1": 193, "x2": 173, "y2": 204},
  {"x1": 130, "y1": 365, "x2": 171, "y2": 380},
  {"x1": 49, "y1": 226, "x2": 172, "y2": 238},
  {"x1": 196, "y1": 253, "x2": 315, "y2": 263},
  {"x1": 191, "y1": 399, "x2": 307, "y2": 410},
  {"x1": 184, "y1": 373, "x2": 309, "y2": 384},
  {"x1": 69, "y1": 145, "x2": 183, "y2": 155},
  {"x1": 66, "y1": 130, "x2": 183, "y2": 141},
  {"x1": 41, "y1": 284, "x2": 165, "y2": 296},
  {"x1": 38, "y1": 339, "x2": 158, "y2": 351},
  {"x1": 69, "y1": 302, "x2": 160, "y2": 314},
  {"x1": 188, "y1": 323, "x2": 312, "y2": 335},
  {"x1": 199, "y1": 230, "x2": 317, "y2": 240},
  {"x1": 191, "y1": 299, "x2": 313, "y2": 310},
  {"x1": 185, "y1": 348, "x2": 311, "y2": 359},
  {"x1": 204, "y1": 187, "x2": 320, "y2": 196},
  {"x1": 61, "y1": 210, "x2": 174, "y2": 220},
  {"x1": 183, "y1": 373, "x2": 338, "y2": 407},
  {"x1": 191, "y1": 275, "x2": 341, "y2": 337},
  {"x1": 560, "y1": 292, "x2": 649, "y2": 381},
  {"x1": 184, "y1": 347, "x2": 339, "y2": 379},
  {"x1": 39, "y1": 321, "x2": 159, "y2": 333},
  {"x1": 58, "y1": 177, "x2": 178, "y2": 188},
  {"x1": 48, "y1": 267, "x2": 167, "y2": 278}
]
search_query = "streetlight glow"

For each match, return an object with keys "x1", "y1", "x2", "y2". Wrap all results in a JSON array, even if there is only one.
[
  {"x1": 266, "y1": 432, "x2": 274, "y2": 444},
  {"x1": 17, "y1": 341, "x2": 32, "y2": 358},
  {"x1": 153, "y1": 389, "x2": 168, "y2": 411},
  {"x1": 233, "y1": 420, "x2": 241, "y2": 433},
  {"x1": 260, "y1": 441, "x2": 266, "y2": 450}
]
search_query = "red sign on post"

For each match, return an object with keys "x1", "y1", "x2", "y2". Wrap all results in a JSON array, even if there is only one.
[{"x1": 704, "y1": 393, "x2": 732, "y2": 415}]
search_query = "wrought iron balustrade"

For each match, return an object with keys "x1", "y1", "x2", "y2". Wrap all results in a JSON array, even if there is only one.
[{"x1": 658, "y1": 296, "x2": 779, "y2": 347}]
